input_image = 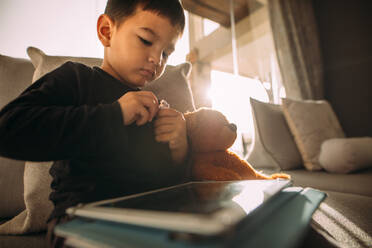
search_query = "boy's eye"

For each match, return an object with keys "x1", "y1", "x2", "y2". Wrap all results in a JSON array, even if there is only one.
[{"x1": 139, "y1": 37, "x2": 152, "y2": 46}]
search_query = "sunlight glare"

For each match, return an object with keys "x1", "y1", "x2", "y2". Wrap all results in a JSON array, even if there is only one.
[
  {"x1": 203, "y1": 18, "x2": 220, "y2": 36},
  {"x1": 232, "y1": 183, "x2": 265, "y2": 214},
  {"x1": 167, "y1": 11, "x2": 189, "y2": 66},
  {"x1": 209, "y1": 70, "x2": 269, "y2": 155}
]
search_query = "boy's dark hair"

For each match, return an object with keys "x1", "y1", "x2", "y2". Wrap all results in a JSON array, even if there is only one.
[{"x1": 105, "y1": 0, "x2": 185, "y2": 34}]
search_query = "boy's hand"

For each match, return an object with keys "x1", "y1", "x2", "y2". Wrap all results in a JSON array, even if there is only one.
[
  {"x1": 118, "y1": 91, "x2": 159, "y2": 126},
  {"x1": 154, "y1": 108, "x2": 188, "y2": 164}
]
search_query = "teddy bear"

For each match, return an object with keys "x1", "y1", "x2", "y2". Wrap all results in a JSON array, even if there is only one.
[{"x1": 184, "y1": 108, "x2": 290, "y2": 181}]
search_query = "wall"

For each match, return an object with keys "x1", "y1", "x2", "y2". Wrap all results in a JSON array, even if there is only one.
[
  {"x1": 0, "y1": 0, "x2": 106, "y2": 59},
  {"x1": 0, "y1": 0, "x2": 189, "y2": 65},
  {"x1": 312, "y1": 0, "x2": 372, "y2": 137}
]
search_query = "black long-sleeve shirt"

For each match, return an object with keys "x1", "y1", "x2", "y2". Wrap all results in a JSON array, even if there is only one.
[{"x1": 0, "y1": 62, "x2": 188, "y2": 219}]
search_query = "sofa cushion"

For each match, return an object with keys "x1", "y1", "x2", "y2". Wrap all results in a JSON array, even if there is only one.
[
  {"x1": 0, "y1": 54, "x2": 35, "y2": 108},
  {"x1": 284, "y1": 168, "x2": 372, "y2": 197},
  {"x1": 0, "y1": 157, "x2": 25, "y2": 218},
  {"x1": 282, "y1": 98, "x2": 345, "y2": 171},
  {"x1": 0, "y1": 54, "x2": 35, "y2": 218},
  {"x1": 247, "y1": 98, "x2": 303, "y2": 170},
  {"x1": 27, "y1": 47, "x2": 102, "y2": 82}
]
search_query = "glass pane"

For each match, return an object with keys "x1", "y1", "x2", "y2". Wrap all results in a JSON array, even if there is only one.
[
  {"x1": 203, "y1": 18, "x2": 220, "y2": 36},
  {"x1": 167, "y1": 11, "x2": 190, "y2": 66},
  {"x1": 209, "y1": 70, "x2": 268, "y2": 156},
  {"x1": 207, "y1": 0, "x2": 285, "y2": 155}
]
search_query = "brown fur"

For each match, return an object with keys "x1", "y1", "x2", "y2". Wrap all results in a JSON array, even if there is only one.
[{"x1": 185, "y1": 108, "x2": 290, "y2": 181}]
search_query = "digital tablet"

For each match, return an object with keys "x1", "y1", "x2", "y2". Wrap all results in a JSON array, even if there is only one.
[{"x1": 66, "y1": 179, "x2": 291, "y2": 236}]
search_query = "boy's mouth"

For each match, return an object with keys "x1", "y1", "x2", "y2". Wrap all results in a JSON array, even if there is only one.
[{"x1": 140, "y1": 68, "x2": 155, "y2": 79}]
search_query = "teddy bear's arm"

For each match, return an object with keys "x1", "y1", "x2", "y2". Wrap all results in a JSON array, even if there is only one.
[
  {"x1": 224, "y1": 151, "x2": 291, "y2": 180},
  {"x1": 223, "y1": 151, "x2": 269, "y2": 179},
  {"x1": 192, "y1": 159, "x2": 243, "y2": 181},
  {"x1": 192, "y1": 151, "x2": 290, "y2": 181}
]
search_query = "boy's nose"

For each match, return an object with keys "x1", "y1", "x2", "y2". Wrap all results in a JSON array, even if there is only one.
[
  {"x1": 148, "y1": 53, "x2": 161, "y2": 66},
  {"x1": 149, "y1": 56, "x2": 159, "y2": 65}
]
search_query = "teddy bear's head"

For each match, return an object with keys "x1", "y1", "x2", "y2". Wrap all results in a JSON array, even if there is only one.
[{"x1": 185, "y1": 108, "x2": 237, "y2": 152}]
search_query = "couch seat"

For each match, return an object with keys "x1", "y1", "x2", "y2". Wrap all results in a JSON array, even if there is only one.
[
  {"x1": 0, "y1": 219, "x2": 46, "y2": 248},
  {"x1": 283, "y1": 168, "x2": 372, "y2": 197},
  {"x1": 312, "y1": 190, "x2": 372, "y2": 248}
]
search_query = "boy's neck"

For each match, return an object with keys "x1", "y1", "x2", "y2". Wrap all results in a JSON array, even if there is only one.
[{"x1": 99, "y1": 60, "x2": 139, "y2": 90}]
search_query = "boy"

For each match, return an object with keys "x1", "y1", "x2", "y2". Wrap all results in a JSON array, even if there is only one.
[{"x1": 0, "y1": 0, "x2": 188, "y2": 246}]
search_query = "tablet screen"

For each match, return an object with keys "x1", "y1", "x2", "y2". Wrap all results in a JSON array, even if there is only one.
[
  {"x1": 98, "y1": 180, "x2": 289, "y2": 216},
  {"x1": 68, "y1": 180, "x2": 291, "y2": 236}
]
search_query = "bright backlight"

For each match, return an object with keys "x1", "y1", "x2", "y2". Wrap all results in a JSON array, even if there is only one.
[{"x1": 209, "y1": 70, "x2": 269, "y2": 155}]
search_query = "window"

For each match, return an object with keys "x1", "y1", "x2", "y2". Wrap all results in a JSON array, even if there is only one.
[
  {"x1": 203, "y1": 18, "x2": 220, "y2": 36},
  {"x1": 209, "y1": 70, "x2": 269, "y2": 156},
  {"x1": 167, "y1": 11, "x2": 190, "y2": 66},
  {"x1": 0, "y1": 0, "x2": 190, "y2": 65},
  {"x1": 186, "y1": 4, "x2": 287, "y2": 157}
]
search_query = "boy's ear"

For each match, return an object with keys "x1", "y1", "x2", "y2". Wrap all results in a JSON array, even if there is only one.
[{"x1": 97, "y1": 14, "x2": 114, "y2": 47}]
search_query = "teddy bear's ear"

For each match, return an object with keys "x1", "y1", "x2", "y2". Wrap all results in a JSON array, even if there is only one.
[{"x1": 178, "y1": 62, "x2": 192, "y2": 78}]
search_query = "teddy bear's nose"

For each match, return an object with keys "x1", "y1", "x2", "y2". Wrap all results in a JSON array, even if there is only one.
[{"x1": 228, "y1": 123, "x2": 237, "y2": 132}]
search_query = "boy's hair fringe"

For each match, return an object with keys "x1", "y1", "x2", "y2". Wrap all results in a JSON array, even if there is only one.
[{"x1": 104, "y1": 0, "x2": 185, "y2": 34}]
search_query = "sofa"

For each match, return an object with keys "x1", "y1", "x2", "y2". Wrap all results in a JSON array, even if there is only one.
[
  {"x1": 247, "y1": 98, "x2": 372, "y2": 248},
  {"x1": 0, "y1": 47, "x2": 371, "y2": 248}
]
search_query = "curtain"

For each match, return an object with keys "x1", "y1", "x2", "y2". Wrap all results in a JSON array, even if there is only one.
[
  {"x1": 244, "y1": 0, "x2": 284, "y2": 104},
  {"x1": 267, "y1": 0, "x2": 324, "y2": 100}
]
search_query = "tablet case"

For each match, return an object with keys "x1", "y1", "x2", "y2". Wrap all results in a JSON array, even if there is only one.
[{"x1": 55, "y1": 187, "x2": 326, "y2": 248}]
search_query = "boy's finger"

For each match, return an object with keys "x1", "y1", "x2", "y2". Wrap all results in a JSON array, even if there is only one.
[
  {"x1": 139, "y1": 95, "x2": 159, "y2": 121},
  {"x1": 138, "y1": 91, "x2": 159, "y2": 111},
  {"x1": 154, "y1": 124, "x2": 173, "y2": 136},
  {"x1": 135, "y1": 106, "x2": 150, "y2": 126},
  {"x1": 137, "y1": 90, "x2": 158, "y2": 100},
  {"x1": 155, "y1": 133, "x2": 173, "y2": 143},
  {"x1": 156, "y1": 108, "x2": 179, "y2": 117},
  {"x1": 136, "y1": 90, "x2": 159, "y2": 103},
  {"x1": 153, "y1": 117, "x2": 177, "y2": 128}
]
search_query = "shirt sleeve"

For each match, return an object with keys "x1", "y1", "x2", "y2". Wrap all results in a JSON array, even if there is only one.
[{"x1": 0, "y1": 62, "x2": 127, "y2": 161}]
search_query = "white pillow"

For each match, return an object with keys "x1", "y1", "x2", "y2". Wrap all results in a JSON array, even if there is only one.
[
  {"x1": 27, "y1": 46, "x2": 102, "y2": 82},
  {"x1": 319, "y1": 137, "x2": 372, "y2": 174}
]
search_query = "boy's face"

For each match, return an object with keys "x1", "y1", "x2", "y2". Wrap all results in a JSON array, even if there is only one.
[{"x1": 98, "y1": 8, "x2": 181, "y2": 88}]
